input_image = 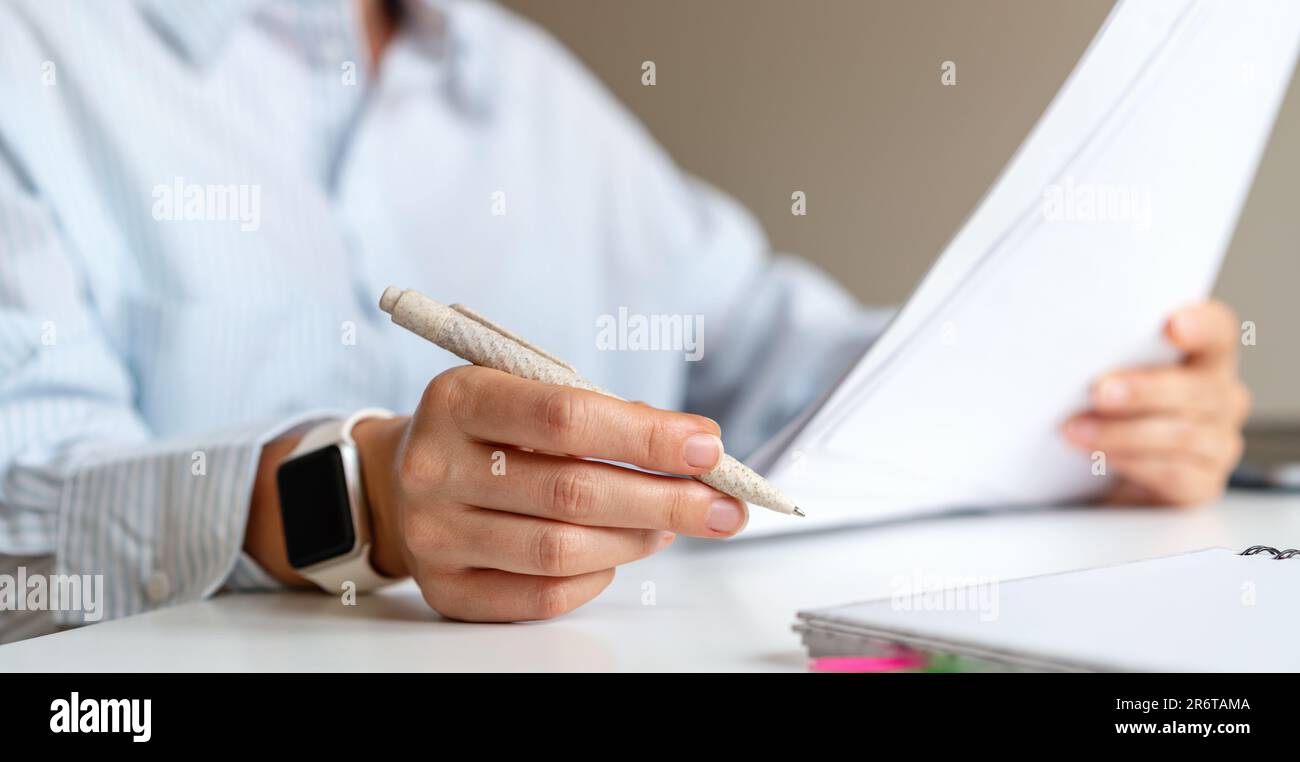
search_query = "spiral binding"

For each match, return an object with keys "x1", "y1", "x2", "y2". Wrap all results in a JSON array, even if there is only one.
[{"x1": 1240, "y1": 545, "x2": 1300, "y2": 559}]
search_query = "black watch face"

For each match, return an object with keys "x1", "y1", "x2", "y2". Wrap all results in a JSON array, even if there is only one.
[{"x1": 276, "y1": 446, "x2": 357, "y2": 569}]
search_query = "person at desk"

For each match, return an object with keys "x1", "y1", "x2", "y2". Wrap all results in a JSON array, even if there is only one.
[{"x1": 0, "y1": 0, "x2": 1251, "y2": 640}]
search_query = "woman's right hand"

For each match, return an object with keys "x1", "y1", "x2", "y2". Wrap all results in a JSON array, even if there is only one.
[{"x1": 352, "y1": 365, "x2": 749, "y2": 622}]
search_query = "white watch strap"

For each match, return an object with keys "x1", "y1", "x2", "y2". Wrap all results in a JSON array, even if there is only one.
[
  {"x1": 293, "y1": 407, "x2": 394, "y2": 452},
  {"x1": 300, "y1": 546, "x2": 391, "y2": 595},
  {"x1": 287, "y1": 408, "x2": 396, "y2": 594}
]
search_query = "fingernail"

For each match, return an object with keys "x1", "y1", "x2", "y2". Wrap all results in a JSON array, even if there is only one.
[
  {"x1": 1094, "y1": 378, "x2": 1129, "y2": 407},
  {"x1": 657, "y1": 532, "x2": 677, "y2": 550},
  {"x1": 1066, "y1": 419, "x2": 1097, "y2": 442},
  {"x1": 706, "y1": 498, "x2": 745, "y2": 533},
  {"x1": 683, "y1": 433, "x2": 723, "y2": 469}
]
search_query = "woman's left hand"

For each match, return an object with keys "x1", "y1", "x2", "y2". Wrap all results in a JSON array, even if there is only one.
[{"x1": 1062, "y1": 300, "x2": 1252, "y2": 506}]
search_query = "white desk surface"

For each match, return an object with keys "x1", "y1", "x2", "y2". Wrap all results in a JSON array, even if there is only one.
[{"x1": 3, "y1": 492, "x2": 1298, "y2": 672}]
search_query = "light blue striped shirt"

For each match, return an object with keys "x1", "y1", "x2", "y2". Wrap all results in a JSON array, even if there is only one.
[{"x1": 0, "y1": 0, "x2": 886, "y2": 641}]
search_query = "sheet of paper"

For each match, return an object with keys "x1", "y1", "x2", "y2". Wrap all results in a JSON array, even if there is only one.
[
  {"x1": 746, "y1": 0, "x2": 1300, "y2": 536},
  {"x1": 797, "y1": 549, "x2": 1300, "y2": 671}
]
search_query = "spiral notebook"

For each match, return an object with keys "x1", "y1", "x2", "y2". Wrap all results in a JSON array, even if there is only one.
[
  {"x1": 795, "y1": 547, "x2": 1300, "y2": 672},
  {"x1": 744, "y1": 0, "x2": 1300, "y2": 536}
]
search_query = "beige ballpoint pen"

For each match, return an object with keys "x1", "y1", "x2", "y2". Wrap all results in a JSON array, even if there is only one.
[{"x1": 378, "y1": 286, "x2": 804, "y2": 517}]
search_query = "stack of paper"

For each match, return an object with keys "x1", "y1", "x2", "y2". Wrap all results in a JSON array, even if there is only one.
[{"x1": 746, "y1": 0, "x2": 1300, "y2": 536}]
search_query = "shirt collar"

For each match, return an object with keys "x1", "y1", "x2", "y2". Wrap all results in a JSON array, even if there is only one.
[
  {"x1": 137, "y1": 0, "x2": 492, "y2": 114},
  {"x1": 137, "y1": 0, "x2": 456, "y2": 66}
]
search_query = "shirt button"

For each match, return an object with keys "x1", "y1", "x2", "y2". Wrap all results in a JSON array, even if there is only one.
[{"x1": 146, "y1": 571, "x2": 171, "y2": 603}]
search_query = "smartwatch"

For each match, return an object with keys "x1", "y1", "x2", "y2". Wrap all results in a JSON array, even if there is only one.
[{"x1": 275, "y1": 408, "x2": 396, "y2": 593}]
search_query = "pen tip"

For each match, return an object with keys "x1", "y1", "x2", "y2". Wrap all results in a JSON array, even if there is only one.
[{"x1": 793, "y1": 507, "x2": 806, "y2": 517}]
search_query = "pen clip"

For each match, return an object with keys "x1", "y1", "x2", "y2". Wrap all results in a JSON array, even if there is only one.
[{"x1": 450, "y1": 303, "x2": 578, "y2": 373}]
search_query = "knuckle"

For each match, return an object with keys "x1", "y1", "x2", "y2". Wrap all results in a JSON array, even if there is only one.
[
  {"x1": 424, "y1": 369, "x2": 474, "y2": 427},
  {"x1": 395, "y1": 439, "x2": 451, "y2": 493},
  {"x1": 395, "y1": 442, "x2": 427, "y2": 487},
  {"x1": 534, "y1": 524, "x2": 583, "y2": 576},
  {"x1": 663, "y1": 484, "x2": 699, "y2": 532},
  {"x1": 421, "y1": 370, "x2": 455, "y2": 409},
  {"x1": 401, "y1": 508, "x2": 441, "y2": 559},
  {"x1": 1115, "y1": 373, "x2": 1145, "y2": 402},
  {"x1": 547, "y1": 466, "x2": 598, "y2": 522},
  {"x1": 539, "y1": 389, "x2": 586, "y2": 442},
  {"x1": 643, "y1": 417, "x2": 672, "y2": 465},
  {"x1": 532, "y1": 581, "x2": 571, "y2": 620}
]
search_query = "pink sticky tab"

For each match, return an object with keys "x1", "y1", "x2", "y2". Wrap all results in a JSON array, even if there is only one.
[{"x1": 809, "y1": 653, "x2": 927, "y2": 673}]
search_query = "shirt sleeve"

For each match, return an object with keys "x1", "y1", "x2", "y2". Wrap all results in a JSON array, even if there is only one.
[{"x1": 0, "y1": 136, "x2": 325, "y2": 637}]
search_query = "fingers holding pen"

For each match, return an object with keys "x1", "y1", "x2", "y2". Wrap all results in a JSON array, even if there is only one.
[
  {"x1": 449, "y1": 444, "x2": 748, "y2": 538},
  {"x1": 421, "y1": 366, "x2": 726, "y2": 476}
]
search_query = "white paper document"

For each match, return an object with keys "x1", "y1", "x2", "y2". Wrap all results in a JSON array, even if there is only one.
[
  {"x1": 795, "y1": 548, "x2": 1300, "y2": 672},
  {"x1": 745, "y1": 0, "x2": 1300, "y2": 536}
]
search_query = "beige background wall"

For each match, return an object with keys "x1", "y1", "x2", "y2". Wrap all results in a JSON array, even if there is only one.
[{"x1": 502, "y1": 0, "x2": 1300, "y2": 420}]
